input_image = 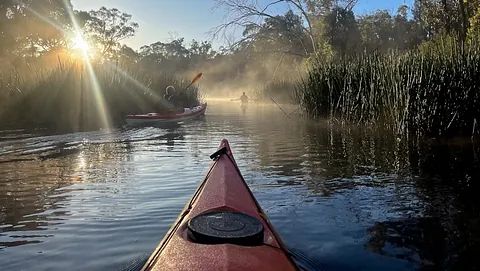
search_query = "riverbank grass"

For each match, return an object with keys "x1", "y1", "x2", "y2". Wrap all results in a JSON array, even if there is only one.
[
  {"x1": 0, "y1": 61, "x2": 201, "y2": 132},
  {"x1": 295, "y1": 37, "x2": 480, "y2": 137}
]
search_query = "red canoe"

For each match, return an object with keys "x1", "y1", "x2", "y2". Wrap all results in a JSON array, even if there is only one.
[{"x1": 141, "y1": 139, "x2": 300, "y2": 271}]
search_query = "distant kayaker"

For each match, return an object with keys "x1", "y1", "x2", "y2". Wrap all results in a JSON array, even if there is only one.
[{"x1": 239, "y1": 92, "x2": 249, "y2": 104}]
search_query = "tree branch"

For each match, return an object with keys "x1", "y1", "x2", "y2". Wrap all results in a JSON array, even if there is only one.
[
  {"x1": 208, "y1": 0, "x2": 316, "y2": 54},
  {"x1": 285, "y1": 0, "x2": 316, "y2": 53}
]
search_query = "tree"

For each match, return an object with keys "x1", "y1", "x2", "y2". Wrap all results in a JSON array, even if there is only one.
[
  {"x1": 355, "y1": 6, "x2": 422, "y2": 53},
  {"x1": 413, "y1": 0, "x2": 443, "y2": 39},
  {"x1": 243, "y1": 10, "x2": 312, "y2": 58},
  {"x1": 1, "y1": 1, "x2": 25, "y2": 58},
  {"x1": 210, "y1": 0, "x2": 318, "y2": 54},
  {"x1": 25, "y1": 0, "x2": 75, "y2": 53},
  {"x1": 323, "y1": 6, "x2": 359, "y2": 56},
  {"x1": 1, "y1": 1, "x2": 71, "y2": 54},
  {"x1": 357, "y1": 10, "x2": 393, "y2": 53},
  {"x1": 84, "y1": 7, "x2": 139, "y2": 59},
  {"x1": 467, "y1": 6, "x2": 480, "y2": 42},
  {"x1": 458, "y1": 0, "x2": 469, "y2": 41},
  {"x1": 188, "y1": 40, "x2": 216, "y2": 69},
  {"x1": 392, "y1": 5, "x2": 423, "y2": 50},
  {"x1": 138, "y1": 38, "x2": 194, "y2": 73},
  {"x1": 412, "y1": 0, "x2": 469, "y2": 41},
  {"x1": 118, "y1": 45, "x2": 139, "y2": 67},
  {"x1": 304, "y1": 0, "x2": 358, "y2": 16},
  {"x1": 0, "y1": 0, "x2": 77, "y2": 68}
]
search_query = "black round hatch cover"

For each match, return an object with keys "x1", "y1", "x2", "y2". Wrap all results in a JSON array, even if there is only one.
[{"x1": 187, "y1": 211, "x2": 264, "y2": 246}]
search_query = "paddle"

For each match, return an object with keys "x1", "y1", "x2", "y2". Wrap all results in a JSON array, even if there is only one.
[
  {"x1": 230, "y1": 98, "x2": 259, "y2": 102},
  {"x1": 184, "y1": 72, "x2": 203, "y2": 90},
  {"x1": 264, "y1": 92, "x2": 290, "y2": 118},
  {"x1": 162, "y1": 73, "x2": 202, "y2": 112}
]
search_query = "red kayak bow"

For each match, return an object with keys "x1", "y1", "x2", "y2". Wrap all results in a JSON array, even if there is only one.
[{"x1": 141, "y1": 139, "x2": 300, "y2": 271}]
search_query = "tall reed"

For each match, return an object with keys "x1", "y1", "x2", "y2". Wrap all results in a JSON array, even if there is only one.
[
  {"x1": 0, "y1": 60, "x2": 201, "y2": 132},
  {"x1": 260, "y1": 79, "x2": 298, "y2": 104},
  {"x1": 295, "y1": 38, "x2": 480, "y2": 137}
]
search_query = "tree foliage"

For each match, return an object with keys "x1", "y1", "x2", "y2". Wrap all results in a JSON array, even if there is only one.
[
  {"x1": 84, "y1": 7, "x2": 139, "y2": 58},
  {"x1": 2, "y1": 0, "x2": 480, "y2": 133},
  {"x1": 2, "y1": 0, "x2": 480, "y2": 93}
]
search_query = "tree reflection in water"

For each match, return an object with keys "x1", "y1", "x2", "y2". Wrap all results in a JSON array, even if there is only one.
[{"x1": 366, "y1": 140, "x2": 480, "y2": 270}]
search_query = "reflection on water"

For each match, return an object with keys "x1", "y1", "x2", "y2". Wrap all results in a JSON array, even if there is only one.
[{"x1": 0, "y1": 101, "x2": 479, "y2": 270}]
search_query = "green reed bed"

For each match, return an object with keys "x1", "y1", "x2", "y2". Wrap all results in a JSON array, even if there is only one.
[
  {"x1": 0, "y1": 61, "x2": 201, "y2": 132},
  {"x1": 296, "y1": 40, "x2": 480, "y2": 137},
  {"x1": 259, "y1": 79, "x2": 298, "y2": 104}
]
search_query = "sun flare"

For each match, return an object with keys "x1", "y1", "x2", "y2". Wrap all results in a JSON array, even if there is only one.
[{"x1": 72, "y1": 34, "x2": 89, "y2": 51}]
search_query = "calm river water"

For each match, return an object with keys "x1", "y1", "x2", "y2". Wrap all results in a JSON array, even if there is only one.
[{"x1": 1, "y1": 100, "x2": 479, "y2": 271}]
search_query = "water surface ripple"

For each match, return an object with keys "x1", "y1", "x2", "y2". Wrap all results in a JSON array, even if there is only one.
[{"x1": 1, "y1": 101, "x2": 479, "y2": 270}]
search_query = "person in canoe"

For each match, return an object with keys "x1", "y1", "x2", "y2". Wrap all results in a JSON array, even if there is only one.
[
  {"x1": 162, "y1": 86, "x2": 184, "y2": 114},
  {"x1": 239, "y1": 92, "x2": 249, "y2": 104},
  {"x1": 231, "y1": 92, "x2": 249, "y2": 104}
]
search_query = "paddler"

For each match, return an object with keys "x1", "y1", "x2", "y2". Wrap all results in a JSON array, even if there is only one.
[
  {"x1": 239, "y1": 92, "x2": 249, "y2": 104},
  {"x1": 163, "y1": 86, "x2": 184, "y2": 114}
]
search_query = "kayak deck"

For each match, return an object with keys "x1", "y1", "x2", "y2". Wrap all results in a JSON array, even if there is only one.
[{"x1": 141, "y1": 139, "x2": 299, "y2": 271}]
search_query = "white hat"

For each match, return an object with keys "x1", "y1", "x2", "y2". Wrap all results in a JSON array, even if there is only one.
[{"x1": 166, "y1": 85, "x2": 175, "y2": 94}]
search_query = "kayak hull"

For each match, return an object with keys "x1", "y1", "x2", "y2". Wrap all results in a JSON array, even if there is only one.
[
  {"x1": 125, "y1": 103, "x2": 207, "y2": 126},
  {"x1": 141, "y1": 139, "x2": 299, "y2": 271}
]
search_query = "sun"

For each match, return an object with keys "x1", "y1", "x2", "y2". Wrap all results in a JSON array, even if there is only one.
[
  {"x1": 72, "y1": 34, "x2": 89, "y2": 51},
  {"x1": 70, "y1": 33, "x2": 94, "y2": 60}
]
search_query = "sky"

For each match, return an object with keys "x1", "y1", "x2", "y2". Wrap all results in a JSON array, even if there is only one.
[{"x1": 70, "y1": 0, "x2": 414, "y2": 51}]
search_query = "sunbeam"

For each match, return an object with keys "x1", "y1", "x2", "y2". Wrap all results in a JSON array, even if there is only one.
[
  {"x1": 102, "y1": 61, "x2": 167, "y2": 108},
  {"x1": 62, "y1": 0, "x2": 112, "y2": 130},
  {"x1": 22, "y1": 3, "x2": 66, "y2": 33},
  {"x1": 20, "y1": 0, "x2": 112, "y2": 129},
  {"x1": 83, "y1": 60, "x2": 112, "y2": 129}
]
